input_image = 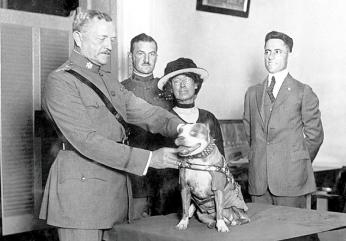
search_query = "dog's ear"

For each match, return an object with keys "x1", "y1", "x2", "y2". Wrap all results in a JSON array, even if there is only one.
[
  {"x1": 204, "y1": 122, "x2": 211, "y2": 134},
  {"x1": 202, "y1": 122, "x2": 211, "y2": 143}
]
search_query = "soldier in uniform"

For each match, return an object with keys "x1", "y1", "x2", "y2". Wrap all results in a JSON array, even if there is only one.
[
  {"x1": 39, "y1": 9, "x2": 184, "y2": 241},
  {"x1": 122, "y1": 33, "x2": 178, "y2": 216}
]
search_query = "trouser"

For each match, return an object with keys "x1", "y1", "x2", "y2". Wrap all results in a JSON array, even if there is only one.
[
  {"x1": 58, "y1": 228, "x2": 105, "y2": 241},
  {"x1": 251, "y1": 189, "x2": 307, "y2": 208}
]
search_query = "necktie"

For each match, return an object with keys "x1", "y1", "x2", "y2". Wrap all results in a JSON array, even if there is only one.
[{"x1": 267, "y1": 76, "x2": 276, "y2": 103}]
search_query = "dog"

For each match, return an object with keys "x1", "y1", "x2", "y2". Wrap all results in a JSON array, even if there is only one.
[{"x1": 175, "y1": 123, "x2": 250, "y2": 232}]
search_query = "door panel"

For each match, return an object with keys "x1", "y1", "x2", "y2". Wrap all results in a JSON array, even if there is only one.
[
  {"x1": 0, "y1": 8, "x2": 72, "y2": 235},
  {"x1": 1, "y1": 24, "x2": 35, "y2": 234}
]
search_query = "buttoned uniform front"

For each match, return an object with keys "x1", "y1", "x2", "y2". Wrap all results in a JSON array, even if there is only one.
[
  {"x1": 243, "y1": 74, "x2": 324, "y2": 197},
  {"x1": 39, "y1": 51, "x2": 182, "y2": 229}
]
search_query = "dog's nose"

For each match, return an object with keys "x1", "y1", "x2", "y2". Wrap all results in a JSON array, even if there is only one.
[
  {"x1": 178, "y1": 126, "x2": 184, "y2": 134},
  {"x1": 175, "y1": 136, "x2": 185, "y2": 146}
]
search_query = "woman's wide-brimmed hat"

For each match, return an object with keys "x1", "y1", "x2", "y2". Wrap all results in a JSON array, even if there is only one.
[{"x1": 157, "y1": 58, "x2": 209, "y2": 90}]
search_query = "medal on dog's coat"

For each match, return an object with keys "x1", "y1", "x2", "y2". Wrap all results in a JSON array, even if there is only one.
[{"x1": 176, "y1": 123, "x2": 250, "y2": 232}]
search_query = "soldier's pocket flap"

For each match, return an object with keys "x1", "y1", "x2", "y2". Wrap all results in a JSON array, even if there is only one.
[
  {"x1": 292, "y1": 150, "x2": 310, "y2": 160},
  {"x1": 56, "y1": 151, "x2": 83, "y2": 183},
  {"x1": 56, "y1": 151, "x2": 106, "y2": 184}
]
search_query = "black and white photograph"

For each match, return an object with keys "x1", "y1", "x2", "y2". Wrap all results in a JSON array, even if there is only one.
[{"x1": 0, "y1": 0, "x2": 346, "y2": 240}]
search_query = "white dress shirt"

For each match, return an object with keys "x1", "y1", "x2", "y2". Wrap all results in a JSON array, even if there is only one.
[{"x1": 268, "y1": 69, "x2": 289, "y2": 98}]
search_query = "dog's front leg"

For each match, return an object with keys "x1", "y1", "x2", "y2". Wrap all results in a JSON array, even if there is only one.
[
  {"x1": 214, "y1": 190, "x2": 229, "y2": 232},
  {"x1": 176, "y1": 169, "x2": 191, "y2": 230}
]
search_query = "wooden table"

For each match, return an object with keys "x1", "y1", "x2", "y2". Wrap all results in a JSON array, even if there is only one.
[{"x1": 108, "y1": 203, "x2": 346, "y2": 241}]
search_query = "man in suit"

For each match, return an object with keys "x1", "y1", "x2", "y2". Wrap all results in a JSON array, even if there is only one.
[
  {"x1": 243, "y1": 31, "x2": 324, "y2": 208},
  {"x1": 39, "y1": 9, "x2": 184, "y2": 241},
  {"x1": 122, "y1": 33, "x2": 175, "y2": 217}
]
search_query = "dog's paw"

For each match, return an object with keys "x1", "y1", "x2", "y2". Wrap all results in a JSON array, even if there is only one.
[
  {"x1": 176, "y1": 218, "x2": 189, "y2": 230},
  {"x1": 216, "y1": 219, "x2": 230, "y2": 232},
  {"x1": 188, "y1": 204, "x2": 196, "y2": 218},
  {"x1": 207, "y1": 221, "x2": 216, "y2": 229}
]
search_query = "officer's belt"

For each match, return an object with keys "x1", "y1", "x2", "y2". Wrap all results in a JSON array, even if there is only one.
[
  {"x1": 61, "y1": 141, "x2": 75, "y2": 151},
  {"x1": 60, "y1": 140, "x2": 127, "y2": 151}
]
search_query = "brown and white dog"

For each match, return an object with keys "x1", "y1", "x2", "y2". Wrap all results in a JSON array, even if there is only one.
[{"x1": 175, "y1": 123, "x2": 250, "y2": 232}]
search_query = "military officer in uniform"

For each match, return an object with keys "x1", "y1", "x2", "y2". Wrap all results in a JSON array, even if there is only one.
[
  {"x1": 122, "y1": 33, "x2": 177, "y2": 216},
  {"x1": 122, "y1": 33, "x2": 173, "y2": 150},
  {"x1": 39, "y1": 9, "x2": 184, "y2": 241}
]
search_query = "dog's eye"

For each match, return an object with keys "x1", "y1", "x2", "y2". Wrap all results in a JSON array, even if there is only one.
[{"x1": 190, "y1": 131, "x2": 198, "y2": 137}]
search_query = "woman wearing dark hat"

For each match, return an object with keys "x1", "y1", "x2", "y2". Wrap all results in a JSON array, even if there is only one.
[
  {"x1": 150, "y1": 58, "x2": 225, "y2": 215},
  {"x1": 158, "y1": 58, "x2": 225, "y2": 156}
]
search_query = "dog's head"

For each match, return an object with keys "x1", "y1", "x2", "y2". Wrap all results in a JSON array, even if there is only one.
[{"x1": 175, "y1": 123, "x2": 211, "y2": 156}]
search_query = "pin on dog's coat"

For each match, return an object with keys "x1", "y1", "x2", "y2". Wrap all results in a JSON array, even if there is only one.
[{"x1": 175, "y1": 123, "x2": 250, "y2": 232}]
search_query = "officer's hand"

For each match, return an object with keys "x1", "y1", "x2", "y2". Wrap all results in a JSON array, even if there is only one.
[{"x1": 150, "y1": 147, "x2": 180, "y2": 169}]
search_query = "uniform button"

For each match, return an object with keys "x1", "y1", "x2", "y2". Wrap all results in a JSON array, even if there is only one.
[
  {"x1": 111, "y1": 91, "x2": 116, "y2": 96},
  {"x1": 267, "y1": 142, "x2": 270, "y2": 144},
  {"x1": 81, "y1": 176, "x2": 86, "y2": 182},
  {"x1": 99, "y1": 73, "x2": 103, "y2": 76},
  {"x1": 270, "y1": 108, "x2": 272, "y2": 112}
]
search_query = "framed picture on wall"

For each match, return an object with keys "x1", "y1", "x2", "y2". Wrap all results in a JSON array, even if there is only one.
[{"x1": 196, "y1": 0, "x2": 250, "y2": 18}]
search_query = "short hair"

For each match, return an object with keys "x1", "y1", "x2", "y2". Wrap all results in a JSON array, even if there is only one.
[
  {"x1": 73, "y1": 8, "x2": 112, "y2": 32},
  {"x1": 265, "y1": 31, "x2": 293, "y2": 52},
  {"x1": 130, "y1": 33, "x2": 158, "y2": 53}
]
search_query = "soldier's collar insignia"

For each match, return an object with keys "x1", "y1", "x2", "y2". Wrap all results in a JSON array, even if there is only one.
[{"x1": 86, "y1": 62, "x2": 93, "y2": 69}]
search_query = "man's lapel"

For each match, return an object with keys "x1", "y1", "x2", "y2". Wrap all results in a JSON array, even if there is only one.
[
  {"x1": 256, "y1": 79, "x2": 267, "y2": 127},
  {"x1": 273, "y1": 74, "x2": 293, "y2": 107}
]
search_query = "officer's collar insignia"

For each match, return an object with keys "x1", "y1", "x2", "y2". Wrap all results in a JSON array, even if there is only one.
[
  {"x1": 56, "y1": 63, "x2": 72, "y2": 72},
  {"x1": 86, "y1": 62, "x2": 93, "y2": 69}
]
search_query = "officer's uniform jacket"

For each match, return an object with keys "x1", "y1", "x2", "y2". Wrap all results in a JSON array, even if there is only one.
[
  {"x1": 122, "y1": 74, "x2": 172, "y2": 111},
  {"x1": 243, "y1": 74, "x2": 324, "y2": 197},
  {"x1": 121, "y1": 74, "x2": 174, "y2": 202},
  {"x1": 122, "y1": 74, "x2": 173, "y2": 151},
  {"x1": 39, "y1": 51, "x2": 182, "y2": 229}
]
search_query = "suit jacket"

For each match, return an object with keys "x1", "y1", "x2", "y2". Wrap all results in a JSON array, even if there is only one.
[
  {"x1": 39, "y1": 51, "x2": 182, "y2": 229},
  {"x1": 243, "y1": 74, "x2": 324, "y2": 196}
]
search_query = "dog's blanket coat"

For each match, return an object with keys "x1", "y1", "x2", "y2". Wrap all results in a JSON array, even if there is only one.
[{"x1": 193, "y1": 175, "x2": 248, "y2": 215}]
